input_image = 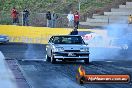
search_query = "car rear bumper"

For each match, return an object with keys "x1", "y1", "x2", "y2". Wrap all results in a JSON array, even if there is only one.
[
  {"x1": 54, "y1": 56, "x2": 89, "y2": 60},
  {"x1": 53, "y1": 52, "x2": 89, "y2": 59}
]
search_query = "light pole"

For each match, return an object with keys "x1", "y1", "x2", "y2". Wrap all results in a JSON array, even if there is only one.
[{"x1": 78, "y1": 0, "x2": 81, "y2": 12}]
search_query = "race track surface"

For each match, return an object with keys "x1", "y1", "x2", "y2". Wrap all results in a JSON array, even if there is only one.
[{"x1": 0, "y1": 43, "x2": 132, "y2": 88}]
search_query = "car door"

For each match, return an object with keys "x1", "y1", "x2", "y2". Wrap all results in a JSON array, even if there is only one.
[{"x1": 47, "y1": 37, "x2": 54, "y2": 57}]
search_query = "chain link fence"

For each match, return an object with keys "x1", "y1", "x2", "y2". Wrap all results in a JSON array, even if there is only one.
[
  {"x1": 0, "y1": 11, "x2": 69, "y2": 27},
  {"x1": 0, "y1": 11, "x2": 86, "y2": 28},
  {"x1": 29, "y1": 12, "x2": 70, "y2": 27}
]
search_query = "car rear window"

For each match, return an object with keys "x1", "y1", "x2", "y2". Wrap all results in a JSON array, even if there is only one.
[{"x1": 53, "y1": 36, "x2": 84, "y2": 44}]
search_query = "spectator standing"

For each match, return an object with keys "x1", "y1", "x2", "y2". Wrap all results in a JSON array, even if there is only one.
[
  {"x1": 11, "y1": 7, "x2": 19, "y2": 25},
  {"x1": 46, "y1": 11, "x2": 52, "y2": 27},
  {"x1": 67, "y1": 11, "x2": 74, "y2": 28},
  {"x1": 23, "y1": 8, "x2": 30, "y2": 26},
  {"x1": 51, "y1": 11, "x2": 58, "y2": 28},
  {"x1": 128, "y1": 14, "x2": 132, "y2": 24},
  {"x1": 74, "y1": 11, "x2": 80, "y2": 29}
]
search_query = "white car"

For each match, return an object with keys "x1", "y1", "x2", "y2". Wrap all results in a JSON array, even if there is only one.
[
  {"x1": 46, "y1": 35, "x2": 90, "y2": 64},
  {"x1": 0, "y1": 35, "x2": 9, "y2": 44}
]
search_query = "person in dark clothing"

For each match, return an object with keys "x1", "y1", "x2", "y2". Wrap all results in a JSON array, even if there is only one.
[
  {"x1": 11, "y1": 7, "x2": 19, "y2": 25},
  {"x1": 70, "y1": 28, "x2": 78, "y2": 35},
  {"x1": 46, "y1": 11, "x2": 52, "y2": 27},
  {"x1": 23, "y1": 8, "x2": 30, "y2": 26},
  {"x1": 74, "y1": 11, "x2": 80, "y2": 29}
]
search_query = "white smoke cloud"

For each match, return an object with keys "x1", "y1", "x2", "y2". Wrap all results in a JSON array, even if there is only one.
[
  {"x1": 89, "y1": 22, "x2": 132, "y2": 61},
  {"x1": 0, "y1": 51, "x2": 17, "y2": 88},
  {"x1": 25, "y1": 44, "x2": 39, "y2": 59}
]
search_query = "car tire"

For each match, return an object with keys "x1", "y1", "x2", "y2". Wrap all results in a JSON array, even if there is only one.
[
  {"x1": 51, "y1": 54, "x2": 56, "y2": 64},
  {"x1": 46, "y1": 55, "x2": 51, "y2": 62},
  {"x1": 84, "y1": 58, "x2": 89, "y2": 64}
]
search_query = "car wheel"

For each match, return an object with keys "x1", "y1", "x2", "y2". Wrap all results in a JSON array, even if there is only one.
[
  {"x1": 46, "y1": 55, "x2": 51, "y2": 62},
  {"x1": 84, "y1": 58, "x2": 89, "y2": 64},
  {"x1": 51, "y1": 54, "x2": 56, "y2": 64}
]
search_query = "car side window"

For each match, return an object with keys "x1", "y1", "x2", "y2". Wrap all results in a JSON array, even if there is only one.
[
  {"x1": 49, "y1": 37, "x2": 54, "y2": 43},
  {"x1": 53, "y1": 37, "x2": 60, "y2": 44}
]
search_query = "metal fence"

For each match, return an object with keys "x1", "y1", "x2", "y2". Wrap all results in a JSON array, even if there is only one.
[
  {"x1": 0, "y1": 11, "x2": 70, "y2": 27},
  {"x1": 0, "y1": 11, "x2": 87, "y2": 28}
]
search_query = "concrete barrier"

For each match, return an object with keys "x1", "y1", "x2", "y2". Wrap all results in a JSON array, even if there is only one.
[
  {"x1": 0, "y1": 25, "x2": 102, "y2": 44},
  {"x1": 0, "y1": 51, "x2": 17, "y2": 88},
  {"x1": 92, "y1": 15, "x2": 109, "y2": 19},
  {"x1": 0, "y1": 25, "x2": 72, "y2": 44},
  {"x1": 86, "y1": 18, "x2": 108, "y2": 22},
  {"x1": 93, "y1": 15, "x2": 128, "y2": 19},
  {"x1": 80, "y1": 22, "x2": 129, "y2": 27},
  {"x1": 80, "y1": 22, "x2": 108, "y2": 27},
  {"x1": 126, "y1": 2, "x2": 132, "y2": 5},
  {"x1": 80, "y1": 1, "x2": 132, "y2": 27},
  {"x1": 119, "y1": 5, "x2": 132, "y2": 8},
  {"x1": 104, "y1": 12, "x2": 132, "y2": 16},
  {"x1": 86, "y1": 17, "x2": 128, "y2": 23},
  {"x1": 111, "y1": 8, "x2": 132, "y2": 12}
]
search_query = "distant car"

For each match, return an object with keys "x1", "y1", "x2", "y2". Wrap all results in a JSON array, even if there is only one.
[
  {"x1": 0, "y1": 35, "x2": 9, "y2": 44},
  {"x1": 46, "y1": 35, "x2": 90, "y2": 64}
]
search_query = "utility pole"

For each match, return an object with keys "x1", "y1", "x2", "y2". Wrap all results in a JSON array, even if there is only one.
[
  {"x1": 22, "y1": 12, "x2": 23, "y2": 26},
  {"x1": 78, "y1": 0, "x2": 81, "y2": 12}
]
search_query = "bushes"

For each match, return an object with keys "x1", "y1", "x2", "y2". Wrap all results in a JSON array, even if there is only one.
[{"x1": 1, "y1": 0, "x2": 132, "y2": 25}]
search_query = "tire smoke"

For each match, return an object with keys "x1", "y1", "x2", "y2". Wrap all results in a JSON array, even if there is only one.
[{"x1": 90, "y1": 23, "x2": 132, "y2": 61}]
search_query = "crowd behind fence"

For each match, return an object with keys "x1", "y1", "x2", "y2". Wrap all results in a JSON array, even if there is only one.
[
  {"x1": 0, "y1": 11, "x2": 78, "y2": 28},
  {"x1": 0, "y1": 11, "x2": 87, "y2": 28}
]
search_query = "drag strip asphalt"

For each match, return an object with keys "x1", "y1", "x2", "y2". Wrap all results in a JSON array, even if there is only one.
[{"x1": 0, "y1": 43, "x2": 132, "y2": 88}]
